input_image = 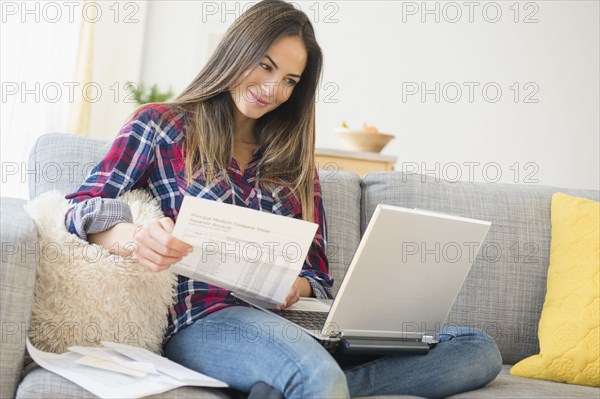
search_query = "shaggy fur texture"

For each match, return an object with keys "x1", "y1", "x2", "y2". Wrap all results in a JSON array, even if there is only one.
[{"x1": 23, "y1": 189, "x2": 177, "y2": 354}]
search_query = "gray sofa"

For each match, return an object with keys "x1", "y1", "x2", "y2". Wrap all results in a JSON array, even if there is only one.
[{"x1": 1, "y1": 132, "x2": 599, "y2": 399}]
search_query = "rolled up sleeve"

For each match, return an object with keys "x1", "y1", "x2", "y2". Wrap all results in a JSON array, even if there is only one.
[{"x1": 65, "y1": 198, "x2": 133, "y2": 242}]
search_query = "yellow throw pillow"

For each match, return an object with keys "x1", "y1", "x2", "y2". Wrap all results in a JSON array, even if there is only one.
[{"x1": 510, "y1": 192, "x2": 599, "y2": 387}]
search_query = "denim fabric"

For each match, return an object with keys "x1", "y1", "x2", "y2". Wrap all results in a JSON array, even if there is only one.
[{"x1": 164, "y1": 306, "x2": 502, "y2": 399}]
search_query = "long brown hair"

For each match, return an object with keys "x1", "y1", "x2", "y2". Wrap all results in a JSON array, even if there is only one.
[{"x1": 137, "y1": 0, "x2": 322, "y2": 222}]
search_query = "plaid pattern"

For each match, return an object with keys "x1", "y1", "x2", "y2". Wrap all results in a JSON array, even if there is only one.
[{"x1": 64, "y1": 104, "x2": 334, "y2": 347}]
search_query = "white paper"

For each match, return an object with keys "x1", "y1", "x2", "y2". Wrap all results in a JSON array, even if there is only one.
[
  {"x1": 75, "y1": 356, "x2": 148, "y2": 378},
  {"x1": 27, "y1": 338, "x2": 228, "y2": 399},
  {"x1": 171, "y1": 196, "x2": 319, "y2": 305},
  {"x1": 68, "y1": 345, "x2": 158, "y2": 375},
  {"x1": 101, "y1": 341, "x2": 217, "y2": 385}
]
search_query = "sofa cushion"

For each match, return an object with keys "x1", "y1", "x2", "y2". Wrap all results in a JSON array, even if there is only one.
[
  {"x1": 16, "y1": 366, "x2": 427, "y2": 399},
  {"x1": 446, "y1": 365, "x2": 599, "y2": 398},
  {"x1": 318, "y1": 170, "x2": 362, "y2": 296},
  {"x1": 361, "y1": 171, "x2": 600, "y2": 365},
  {"x1": 16, "y1": 365, "x2": 233, "y2": 399},
  {"x1": 19, "y1": 365, "x2": 599, "y2": 399}
]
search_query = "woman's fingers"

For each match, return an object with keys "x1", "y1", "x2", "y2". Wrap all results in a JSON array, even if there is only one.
[
  {"x1": 142, "y1": 229, "x2": 189, "y2": 259},
  {"x1": 280, "y1": 280, "x2": 301, "y2": 309},
  {"x1": 157, "y1": 218, "x2": 194, "y2": 254},
  {"x1": 135, "y1": 241, "x2": 183, "y2": 267},
  {"x1": 129, "y1": 218, "x2": 192, "y2": 273},
  {"x1": 283, "y1": 291, "x2": 300, "y2": 309},
  {"x1": 134, "y1": 219, "x2": 193, "y2": 257}
]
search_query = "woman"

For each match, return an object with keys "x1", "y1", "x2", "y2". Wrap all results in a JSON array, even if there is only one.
[{"x1": 64, "y1": 0, "x2": 502, "y2": 397}]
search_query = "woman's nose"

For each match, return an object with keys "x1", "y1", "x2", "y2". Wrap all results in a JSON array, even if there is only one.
[{"x1": 260, "y1": 81, "x2": 278, "y2": 100}]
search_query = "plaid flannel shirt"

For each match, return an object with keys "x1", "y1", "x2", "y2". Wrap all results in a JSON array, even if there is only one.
[{"x1": 64, "y1": 104, "x2": 334, "y2": 347}]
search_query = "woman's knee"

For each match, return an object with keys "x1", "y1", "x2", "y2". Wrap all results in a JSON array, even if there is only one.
[{"x1": 440, "y1": 326, "x2": 503, "y2": 386}]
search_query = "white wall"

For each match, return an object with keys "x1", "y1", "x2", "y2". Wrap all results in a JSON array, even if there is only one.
[
  {"x1": 93, "y1": 1, "x2": 599, "y2": 190},
  {"x1": 88, "y1": 2, "x2": 148, "y2": 138}
]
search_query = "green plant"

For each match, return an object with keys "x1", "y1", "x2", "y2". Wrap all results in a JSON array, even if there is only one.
[{"x1": 126, "y1": 82, "x2": 174, "y2": 104}]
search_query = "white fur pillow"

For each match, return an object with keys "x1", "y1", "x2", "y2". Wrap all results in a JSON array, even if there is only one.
[{"x1": 23, "y1": 189, "x2": 177, "y2": 354}]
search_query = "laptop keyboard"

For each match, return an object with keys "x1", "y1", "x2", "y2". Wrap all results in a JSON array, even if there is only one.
[{"x1": 271, "y1": 309, "x2": 328, "y2": 331}]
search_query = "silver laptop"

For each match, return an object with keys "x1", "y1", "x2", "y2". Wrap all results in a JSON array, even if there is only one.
[{"x1": 233, "y1": 204, "x2": 491, "y2": 355}]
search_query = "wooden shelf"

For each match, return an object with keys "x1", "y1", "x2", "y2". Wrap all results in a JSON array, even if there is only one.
[{"x1": 315, "y1": 147, "x2": 397, "y2": 177}]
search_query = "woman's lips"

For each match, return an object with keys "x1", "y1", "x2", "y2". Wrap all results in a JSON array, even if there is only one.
[{"x1": 250, "y1": 91, "x2": 269, "y2": 106}]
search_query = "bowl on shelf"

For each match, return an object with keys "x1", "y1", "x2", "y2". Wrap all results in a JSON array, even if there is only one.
[{"x1": 335, "y1": 128, "x2": 395, "y2": 153}]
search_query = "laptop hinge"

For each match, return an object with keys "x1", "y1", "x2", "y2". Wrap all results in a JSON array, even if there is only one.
[{"x1": 339, "y1": 336, "x2": 431, "y2": 355}]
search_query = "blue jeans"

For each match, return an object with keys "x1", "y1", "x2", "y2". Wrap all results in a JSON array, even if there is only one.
[{"x1": 164, "y1": 306, "x2": 503, "y2": 399}]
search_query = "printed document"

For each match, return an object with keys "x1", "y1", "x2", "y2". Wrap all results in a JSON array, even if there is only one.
[
  {"x1": 171, "y1": 196, "x2": 319, "y2": 305},
  {"x1": 26, "y1": 338, "x2": 227, "y2": 399}
]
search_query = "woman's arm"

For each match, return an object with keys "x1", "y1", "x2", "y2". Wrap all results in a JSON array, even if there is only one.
[
  {"x1": 87, "y1": 222, "x2": 140, "y2": 257},
  {"x1": 64, "y1": 105, "x2": 160, "y2": 245},
  {"x1": 64, "y1": 105, "x2": 192, "y2": 271},
  {"x1": 88, "y1": 218, "x2": 191, "y2": 272}
]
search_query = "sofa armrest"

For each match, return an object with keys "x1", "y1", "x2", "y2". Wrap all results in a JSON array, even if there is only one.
[{"x1": 1, "y1": 197, "x2": 38, "y2": 399}]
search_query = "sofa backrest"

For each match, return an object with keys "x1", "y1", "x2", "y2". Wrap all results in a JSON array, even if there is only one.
[
  {"x1": 361, "y1": 172, "x2": 599, "y2": 364},
  {"x1": 28, "y1": 133, "x2": 600, "y2": 365},
  {"x1": 28, "y1": 133, "x2": 112, "y2": 200},
  {"x1": 318, "y1": 170, "x2": 362, "y2": 295}
]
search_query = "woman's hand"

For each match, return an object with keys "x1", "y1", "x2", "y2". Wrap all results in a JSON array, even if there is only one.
[
  {"x1": 129, "y1": 217, "x2": 193, "y2": 273},
  {"x1": 279, "y1": 277, "x2": 313, "y2": 309}
]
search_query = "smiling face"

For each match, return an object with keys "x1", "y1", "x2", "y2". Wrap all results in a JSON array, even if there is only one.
[{"x1": 229, "y1": 35, "x2": 308, "y2": 120}]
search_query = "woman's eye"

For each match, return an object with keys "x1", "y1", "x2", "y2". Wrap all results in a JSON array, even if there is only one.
[{"x1": 260, "y1": 63, "x2": 296, "y2": 86}]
